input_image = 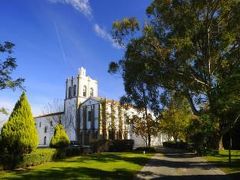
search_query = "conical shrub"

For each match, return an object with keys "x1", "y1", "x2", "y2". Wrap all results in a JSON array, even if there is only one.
[
  {"x1": 1, "y1": 92, "x2": 38, "y2": 155},
  {"x1": 50, "y1": 124, "x2": 70, "y2": 148}
]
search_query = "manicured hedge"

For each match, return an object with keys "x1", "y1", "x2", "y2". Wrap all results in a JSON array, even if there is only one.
[
  {"x1": 109, "y1": 140, "x2": 134, "y2": 152},
  {"x1": 65, "y1": 146, "x2": 83, "y2": 156},
  {"x1": 0, "y1": 147, "x2": 85, "y2": 170},
  {"x1": 17, "y1": 148, "x2": 57, "y2": 168},
  {"x1": 91, "y1": 140, "x2": 110, "y2": 153},
  {"x1": 163, "y1": 141, "x2": 188, "y2": 149},
  {"x1": 134, "y1": 147, "x2": 156, "y2": 153},
  {"x1": 0, "y1": 148, "x2": 57, "y2": 169}
]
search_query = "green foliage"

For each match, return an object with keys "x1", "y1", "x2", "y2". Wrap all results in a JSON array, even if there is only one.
[
  {"x1": 134, "y1": 147, "x2": 156, "y2": 153},
  {"x1": 1, "y1": 152, "x2": 153, "y2": 179},
  {"x1": 65, "y1": 147, "x2": 83, "y2": 157},
  {"x1": 16, "y1": 148, "x2": 57, "y2": 168},
  {"x1": 1, "y1": 148, "x2": 57, "y2": 169},
  {"x1": 187, "y1": 114, "x2": 219, "y2": 154},
  {"x1": 0, "y1": 108, "x2": 8, "y2": 115},
  {"x1": 162, "y1": 141, "x2": 188, "y2": 150},
  {"x1": 109, "y1": 0, "x2": 240, "y2": 149},
  {"x1": 160, "y1": 94, "x2": 192, "y2": 141},
  {"x1": 127, "y1": 113, "x2": 160, "y2": 147},
  {"x1": 0, "y1": 41, "x2": 24, "y2": 91},
  {"x1": 50, "y1": 124, "x2": 70, "y2": 148},
  {"x1": 100, "y1": 99, "x2": 107, "y2": 139},
  {"x1": 109, "y1": 140, "x2": 134, "y2": 152},
  {"x1": 1, "y1": 92, "x2": 38, "y2": 155}
]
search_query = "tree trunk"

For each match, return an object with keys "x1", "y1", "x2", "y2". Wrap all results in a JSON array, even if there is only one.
[
  {"x1": 148, "y1": 133, "x2": 151, "y2": 147},
  {"x1": 218, "y1": 134, "x2": 224, "y2": 150}
]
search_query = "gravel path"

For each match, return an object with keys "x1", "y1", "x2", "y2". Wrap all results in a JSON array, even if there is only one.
[{"x1": 136, "y1": 149, "x2": 230, "y2": 180}]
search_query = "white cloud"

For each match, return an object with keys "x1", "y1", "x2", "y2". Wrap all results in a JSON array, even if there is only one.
[
  {"x1": 94, "y1": 24, "x2": 121, "y2": 49},
  {"x1": 49, "y1": 0, "x2": 121, "y2": 49},
  {"x1": 49, "y1": 0, "x2": 92, "y2": 18}
]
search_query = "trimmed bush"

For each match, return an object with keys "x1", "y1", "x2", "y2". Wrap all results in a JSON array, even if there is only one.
[
  {"x1": 17, "y1": 148, "x2": 57, "y2": 168},
  {"x1": 65, "y1": 147, "x2": 83, "y2": 156},
  {"x1": 1, "y1": 148, "x2": 57, "y2": 169},
  {"x1": 50, "y1": 124, "x2": 70, "y2": 148},
  {"x1": 163, "y1": 141, "x2": 188, "y2": 149},
  {"x1": 91, "y1": 139, "x2": 110, "y2": 153},
  {"x1": 134, "y1": 147, "x2": 156, "y2": 153},
  {"x1": 109, "y1": 140, "x2": 134, "y2": 152},
  {"x1": 0, "y1": 147, "x2": 85, "y2": 170},
  {"x1": 1, "y1": 92, "x2": 38, "y2": 155}
]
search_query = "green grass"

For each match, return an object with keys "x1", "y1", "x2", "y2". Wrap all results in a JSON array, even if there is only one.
[
  {"x1": 0, "y1": 152, "x2": 153, "y2": 179},
  {"x1": 205, "y1": 150, "x2": 240, "y2": 178}
]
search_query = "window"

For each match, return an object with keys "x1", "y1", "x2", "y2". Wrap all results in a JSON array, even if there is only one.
[
  {"x1": 44, "y1": 126, "x2": 48, "y2": 133},
  {"x1": 90, "y1": 88, "x2": 94, "y2": 96},
  {"x1": 39, "y1": 122, "x2": 41, "y2": 127},
  {"x1": 83, "y1": 85, "x2": 87, "y2": 97},
  {"x1": 68, "y1": 86, "x2": 72, "y2": 98},
  {"x1": 73, "y1": 85, "x2": 77, "y2": 96},
  {"x1": 50, "y1": 121, "x2": 53, "y2": 126},
  {"x1": 88, "y1": 111, "x2": 92, "y2": 122},
  {"x1": 44, "y1": 136, "x2": 47, "y2": 145}
]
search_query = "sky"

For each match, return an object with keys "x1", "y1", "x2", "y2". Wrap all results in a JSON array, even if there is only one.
[{"x1": 0, "y1": 0, "x2": 150, "y2": 120}]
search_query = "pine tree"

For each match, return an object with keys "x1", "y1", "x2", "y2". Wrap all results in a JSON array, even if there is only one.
[
  {"x1": 50, "y1": 124, "x2": 70, "y2": 148},
  {"x1": 1, "y1": 92, "x2": 38, "y2": 155}
]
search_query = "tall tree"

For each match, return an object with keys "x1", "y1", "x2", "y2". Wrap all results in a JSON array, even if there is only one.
[
  {"x1": 1, "y1": 92, "x2": 38, "y2": 155},
  {"x1": 160, "y1": 94, "x2": 192, "y2": 142},
  {"x1": 109, "y1": 0, "x2": 240, "y2": 149},
  {"x1": 0, "y1": 41, "x2": 24, "y2": 114}
]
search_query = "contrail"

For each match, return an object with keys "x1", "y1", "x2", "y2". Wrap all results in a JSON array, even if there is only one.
[{"x1": 53, "y1": 22, "x2": 68, "y2": 65}]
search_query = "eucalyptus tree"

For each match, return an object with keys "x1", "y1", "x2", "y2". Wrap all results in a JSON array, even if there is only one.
[{"x1": 109, "y1": 0, "x2": 240, "y2": 148}]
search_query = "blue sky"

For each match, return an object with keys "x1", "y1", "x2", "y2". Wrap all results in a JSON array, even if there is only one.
[{"x1": 0, "y1": 0, "x2": 150, "y2": 119}]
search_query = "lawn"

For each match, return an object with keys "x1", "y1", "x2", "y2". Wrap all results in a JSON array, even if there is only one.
[
  {"x1": 205, "y1": 150, "x2": 240, "y2": 179},
  {"x1": 0, "y1": 152, "x2": 153, "y2": 179}
]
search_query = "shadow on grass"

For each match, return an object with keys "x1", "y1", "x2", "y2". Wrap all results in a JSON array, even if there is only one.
[
  {"x1": 63, "y1": 152, "x2": 152, "y2": 166},
  {"x1": 85, "y1": 153, "x2": 151, "y2": 166},
  {"x1": 2, "y1": 152, "x2": 152, "y2": 179},
  {"x1": 4, "y1": 167, "x2": 135, "y2": 180}
]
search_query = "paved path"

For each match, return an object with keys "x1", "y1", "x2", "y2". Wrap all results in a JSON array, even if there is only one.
[{"x1": 136, "y1": 148, "x2": 230, "y2": 180}]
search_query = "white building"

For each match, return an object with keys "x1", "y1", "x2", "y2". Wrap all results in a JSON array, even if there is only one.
[{"x1": 35, "y1": 67, "x2": 167, "y2": 148}]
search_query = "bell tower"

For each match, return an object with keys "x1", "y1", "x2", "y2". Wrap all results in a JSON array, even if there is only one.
[{"x1": 63, "y1": 67, "x2": 98, "y2": 141}]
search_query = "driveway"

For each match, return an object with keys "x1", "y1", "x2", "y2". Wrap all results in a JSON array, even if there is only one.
[{"x1": 136, "y1": 148, "x2": 230, "y2": 180}]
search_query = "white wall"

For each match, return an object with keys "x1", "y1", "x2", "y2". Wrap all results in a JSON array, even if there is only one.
[
  {"x1": 79, "y1": 98, "x2": 99, "y2": 130},
  {"x1": 35, "y1": 113, "x2": 63, "y2": 147}
]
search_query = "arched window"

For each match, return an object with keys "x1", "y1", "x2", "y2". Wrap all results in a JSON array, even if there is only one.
[
  {"x1": 39, "y1": 122, "x2": 41, "y2": 127},
  {"x1": 83, "y1": 85, "x2": 87, "y2": 97},
  {"x1": 44, "y1": 126, "x2": 48, "y2": 133},
  {"x1": 73, "y1": 85, "x2": 77, "y2": 96},
  {"x1": 44, "y1": 136, "x2": 47, "y2": 145},
  {"x1": 68, "y1": 86, "x2": 72, "y2": 98},
  {"x1": 90, "y1": 88, "x2": 94, "y2": 96}
]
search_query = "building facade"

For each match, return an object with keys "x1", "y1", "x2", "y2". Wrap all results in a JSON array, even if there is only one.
[{"x1": 35, "y1": 67, "x2": 167, "y2": 147}]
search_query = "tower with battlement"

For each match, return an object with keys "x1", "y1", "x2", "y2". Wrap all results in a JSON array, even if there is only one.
[{"x1": 63, "y1": 67, "x2": 98, "y2": 141}]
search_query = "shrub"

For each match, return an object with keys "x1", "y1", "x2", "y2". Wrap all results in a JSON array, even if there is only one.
[
  {"x1": 134, "y1": 147, "x2": 156, "y2": 153},
  {"x1": 65, "y1": 146, "x2": 83, "y2": 156},
  {"x1": 50, "y1": 124, "x2": 70, "y2": 148},
  {"x1": 1, "y1": 92, "x2": 38, "y2": 155},
  {"x1": 109, "y1": 140, "x2": 134, "y2": 152},
  {"x1": 1, "y1": 148, "x2": 57, "y2": 169},
  {"x1": 163, "y1": 141, "x2": 188, "y2": 149},
  {"x1": 91, "y1": 139, "x2": 110, "y2": 153}
]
